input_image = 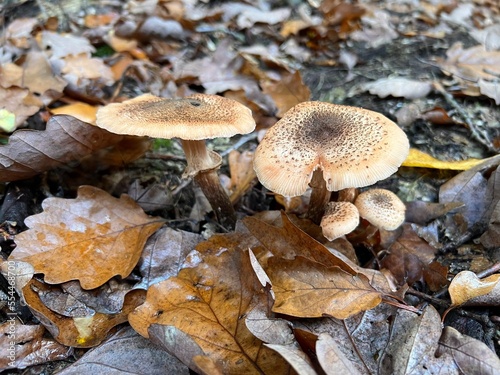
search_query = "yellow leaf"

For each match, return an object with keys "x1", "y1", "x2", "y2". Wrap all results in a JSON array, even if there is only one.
[
  {"x1": 402, "y1": 148, "x2": 484, "y2": 170},
  {"x1": 50, "y1": 102, "x2": 98, "y2": 124}
]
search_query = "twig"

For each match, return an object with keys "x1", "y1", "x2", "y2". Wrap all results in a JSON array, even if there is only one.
[{"x1": 433, "y1": 81, "x2": 497, "y2": 153}]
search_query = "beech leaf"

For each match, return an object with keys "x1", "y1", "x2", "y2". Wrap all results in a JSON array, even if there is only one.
[
  {"x1": 129, "y1": 233, "x2": 291, "y2": 374},
  {"x1": 0, "y1": 115, "x2": 122, "y2": 182},
  {"x1": 265, "y1": 256, "x2": 382, "y2": 319},
  {"x1": 10, "y1": 185, "x2": 165, "y2": 289}
]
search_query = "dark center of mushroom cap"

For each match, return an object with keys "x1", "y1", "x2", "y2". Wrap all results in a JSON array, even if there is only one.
[{"x1": 253, "y1": 101, "x2": 410, "y2": 196}]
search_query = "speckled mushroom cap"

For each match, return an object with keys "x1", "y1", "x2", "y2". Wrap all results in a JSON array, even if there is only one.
[
  {"x1": 320, "y1": 201, "x2": 360, "y2": 241},
  {"x1": 95, "y1": 93, "x2": 256, "y2": 139},
  {"x1": 354, "y1": 188, "x2": 406, "y2": 230},
  {"x1": 253, "y1": 101, "x2": 409, "y2": 197}
]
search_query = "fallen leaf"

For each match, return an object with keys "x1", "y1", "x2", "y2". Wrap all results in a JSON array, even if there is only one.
[
  {"x1": 316, "y1": 332, "x2": 363, "y2": 375},
  {"x1": 10, "y1": 185, "x2": 164, "y2": 289},
  {"x1": 38, "y1": 30, "x2": 96, "y2": 59},
  {"x1": 265, "y1": 343, "x2": 317, "y2": 375},
  {"x1": 363, "y1": 77, "x2": 433, "y2": 99},
  {"x1": 402, "y1": 148, "x2": 484, "y2": 170},
  {"x1": 56, "y1": 326, "x2": 188, "y2": 374},
  {"x1": 261, "y1": 71, "x2": 311, "y2": 117},
  {"x1": 22, "y1": 278, "x2": 146, "y2": 348},
  {"x1": 0, "y1": 321, "x2": 71, "y2": 371},
  {"x1": 0, "y1": 115, "x2": 123, "y2": 182},
  {"x1": 134, "y1": 226, "x2": 202, "y2": 290},
  {"x1": 380, "y1": 224, "x2": 437, "y2": 287},
  {"x1": 448, "y1": 271, "x2": 500, "y2": 306},
  {"x1": 0, "y1": 86, "x2": 42, "y2": 128},
  {"x1": 129, "y1": 233, "x2": 291, "y2": 374},
  {"x1": 265, "y1": 256, "x2": 382, "y2": 319},
  {"x1": 378, "y1": 305, "x2": 457, "y2": 375},
  {"x1": 437, "y1": 326, "x2": 500, "y2": 375},
  {"x1": 50, "y1": 102, "x2": 98, "y2": 124}
]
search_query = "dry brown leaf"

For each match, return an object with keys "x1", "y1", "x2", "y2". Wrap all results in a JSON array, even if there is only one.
[
  {"x1": 0, "y1": 321, "x2": 71, "y2": 371},
  {"x1": 57, "y1": 326, "x2": 188, "y2": 374},
  {"x1": 50, "y1": 102, "x2": 98, "y2": 124},
  {"x1": 265, "y1": 256, "x2": 382, "y2": 319},
  {"x1": 243, "y1": 212, "x2": 357, "y2": 273},
  {"x1": 448, "y1": 271, "x2": 500, "y2": 306},
  {"x1": 38, "y1": 30, "x2": 95, "y2": 59},
  {"x1": 380, "y1": 224, "x2": 438, "y2": 287},
  {"x1": 261, "y1": 71, "x2": 311, "y2": 117},
  {"x1": 129, "y1": 233, "x2": 291, "y2": 374},
  {"x1": 22, "y1": 278, "x2": 146, "y2": 348},
  {"x1": 10, "y1": 185, "x2": 164, "y2": 289},
  {"x1": 437, "y1": 326, "x2": 500, "y2": 375},
  {"x1": 0, "y1": 86, "x2": 42, "y2": 128},
  {"x1": 264, "y1": 344, "x2": 317, "y2": 375},
  {"x1": 0, "y1": 115, "x2": 123, "y2": 182}
]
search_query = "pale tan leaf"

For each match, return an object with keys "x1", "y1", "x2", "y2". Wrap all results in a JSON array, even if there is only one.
[{"x1": 448, "y1": 271, "x2": 500, "y2": 306}]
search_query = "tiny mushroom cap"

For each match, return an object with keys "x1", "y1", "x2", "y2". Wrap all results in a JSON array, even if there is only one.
[
  {"x1": 354, "y1": 188, "x2": 406, "y2": 231},
  {"x1": 320, "y1": 201, "x2": 360, "y2": 241},
  {"x1": 253, "y1": 101, "x2": 410, "y2": 197}
]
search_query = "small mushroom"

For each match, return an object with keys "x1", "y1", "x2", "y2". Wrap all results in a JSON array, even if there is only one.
[
  {"x1": 320, "y1": 201, "x2": 360, "y2": 241},
  {"x1": 96, "y1": 93, "x2": 256, "y2": 230},
  {"x1": 354, "y1": 188, "x2": 406, "y2": 231},
  {"x1": 253, "y1": 101, "x2": 409, "y2": 223}
]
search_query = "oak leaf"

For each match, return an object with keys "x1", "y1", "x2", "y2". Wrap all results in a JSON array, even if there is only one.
[
  {"x1": 448, "y1": 271, "x2": 500, "y2": 306},
  {"x1": 129, "y1": 233, "x2": 291, "y2": 374},
  {"x1": 10, "y1": 185, "x2": 165, "y2": 289},
  {"x1": 265, "y1": 256, "x2": 382, "y2": 319}
]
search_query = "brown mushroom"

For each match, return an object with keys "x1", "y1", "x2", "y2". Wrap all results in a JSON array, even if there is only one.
[
  {"x1": 354, "y1": 188, "x2": 406, "y2": 230},
  {"x1": 320, "y1": 201, "x2": 360, "y2": 241},
  {"x1": 96, "y1": 93, "x2": 256, "y2": 230},
  {"x1": 253, "y1": 101, "x2": 409, "y2": 223}
]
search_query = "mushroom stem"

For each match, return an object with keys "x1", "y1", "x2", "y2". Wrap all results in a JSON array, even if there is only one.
[
  {"x1": 181, "y1": 139, "x2": 237, "y2": 230},
  {"x1": 306, "y1": 169, "x2": 331, "y2": 224}
]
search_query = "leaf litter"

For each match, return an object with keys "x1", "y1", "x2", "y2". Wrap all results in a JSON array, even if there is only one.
[{"x1": 0, "y1": 0, "x2": 500, "y2": 373}]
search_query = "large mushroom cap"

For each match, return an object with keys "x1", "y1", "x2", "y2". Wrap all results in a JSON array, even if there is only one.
[
  {"x1": 96, "y1": 93, "x2": 256, "y2": 140},
  {"x1": 354, "y1": 188, "x2": 406, "y2": 230},
  {"x1": 253, "y1": 101, "x2": 409, "y2": 197}
]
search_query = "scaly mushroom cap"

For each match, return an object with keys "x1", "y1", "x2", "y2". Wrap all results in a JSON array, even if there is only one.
[
  {"x1": 96, "y1": 93, "x2": 256, "y2": 139},
  {"x1": 320, "y1": 201, "x2": 360, "y2": 241},
  {"x1": 354, "y1": 188, "x2": 406, "y2": 230},
  {"x1": 253, "y1": 101, "x2": 409, "y2": 197}
]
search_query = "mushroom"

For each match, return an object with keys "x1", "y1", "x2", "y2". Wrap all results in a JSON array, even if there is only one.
[
  {"x1": 253, "y1": 101, "x2": 409, "y2": 223},
  {"x1": 96, "y1": 93, "x2": 256, "y2": 230},
  {"x1": 354, "y1": 188, "x2": 406, "y2": 231},
  {"x1": 320, "y1": 201, "x2": 360, "y2": 241}
]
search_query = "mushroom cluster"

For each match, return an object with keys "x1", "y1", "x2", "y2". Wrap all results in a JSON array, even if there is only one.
[
  {"x1": 253, "y1": 101, "x2": 409, "y2": 233},
  {"x1": 96, "y1": 93, "x2": 256, "y2": 230}
]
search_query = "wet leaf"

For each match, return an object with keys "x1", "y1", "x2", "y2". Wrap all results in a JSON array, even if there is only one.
[
  {"x1": 129, "y1": 233, "x2": 291, "y2": 374},
  {"x1": 22, "y1": 278, "x2": 146, "y2": 348},
  {"x1": 265, "y1": 344, "x2": 317, "y2": 375},
  {"x1": 448, "y1": 271, "x2": 500, "y2": 306},
  {"x1": 0, "y1": 115, "x2": 122, "y2": 182},
  {"x1": 57, "y1": 326, "x2": 188, "y2": 375},
  {"x1": 50, "y1": 102, "x2": 98, "y2": 124},
  {"x1": 0, "y1": 321, "x2": 71, "y2": 371},
  {"x1": 437, "y1": 326, "x2": 500, "y2": 375},
  {"x1": 265, "y1": 256, "x2": 382, "y2": 319},
  {"x1": 10, "y1": 185, "x2": 164, "y2": 289}
]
